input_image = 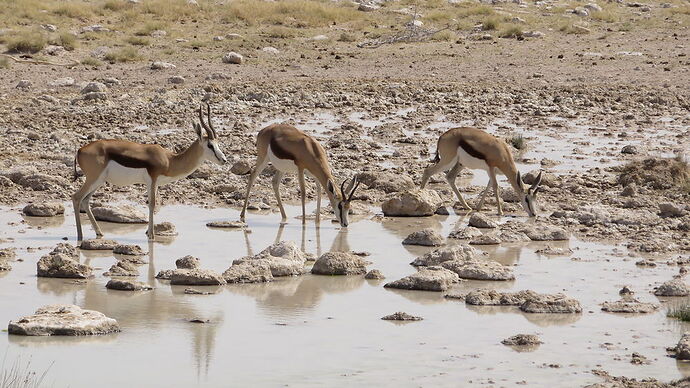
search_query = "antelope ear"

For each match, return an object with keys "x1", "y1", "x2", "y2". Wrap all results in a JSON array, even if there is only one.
[
  {"x1": 327, "y1": 180, "x2": 336, "y2": 195},
  {"x1": 531, "y1": 171, "x2": 543, "y2": 189},
  {"x1": 193, "y1": 123, "x2": 203, "y2": 139}
]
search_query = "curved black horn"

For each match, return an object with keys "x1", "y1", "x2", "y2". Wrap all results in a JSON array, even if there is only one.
[
  {"x1": 340, "y1": 178, "x2": 348, "y2": 198},
  {"x1": 198, "y1": 104, "x2": 213, "y2": 139},
  {"x1": 206, "y1": 103, "x2": 217, "y2": 139},
  {"x1": 347, "y1": 180, "x2": 360, "y2": 202}
]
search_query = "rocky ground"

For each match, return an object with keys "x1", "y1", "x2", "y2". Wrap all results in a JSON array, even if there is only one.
[{"x1": 0, "y1": 0, "x2": 689, "y2": 385}]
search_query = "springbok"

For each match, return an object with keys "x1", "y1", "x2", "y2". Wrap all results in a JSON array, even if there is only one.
[
  {"x1": 420, "y1": 127, "x2": 542, "y2": 216},
  {"x1": 72, "y1": 104, "x2": 228, "y2": 241},
  {"x1": 240, "y1": 124, "x2": 359, "y2": 227}
]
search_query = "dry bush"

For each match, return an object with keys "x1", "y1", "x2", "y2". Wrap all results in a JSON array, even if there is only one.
[
  {"x1": 104, "y1": 46, "x2": 142, "y2": 62},
  {"x1": 591, "y1": 10, "x2": 618, "y2": 22},
  {"x1": 219, "y1": 0, "x2": 361, "y2": 27},
  {"x1": 126, "y1": 36, "x2": 151, "y2": 46},
  {"x1": 49, "y1": 32, "x2": 77, "y2": 50},
  {"x1": 6, "y1": 31, "x2": 46, "y2": 53},
  {"x1": 0, "y1": 57, "x2": 9, "y2": 68},
  {"x1": 499, "y1": 24, "x2": 523, "y2": 38},
  {"x1": 482, "y1": 16, "x2": 501, "y2": 30},
  {"x1": 338, "y1": 32, "x2": 356, "y2": 42},
  {"x1": 103, "y1": 0, "x2": 133, "y2": 12},
  {"x1": 617, "y1": 157, "x2": 690, "y2": 191},
  {"x1": 135, "y1": 21, "x2": 167, "y2": 36},
  {"x1": 431, "y1": 29, "x2": 455, "y2": 41},
  {"x1": 559, "y1": 21, "x2": 590, "y2": 34},
  {"x1": 80, "y1": 57, "x2": 102, "y2": 67},
  {"x1": 457, "y1": 4, "x2": 494, "y2": 17},
  {"x1": 52, "y1": 2, "x2": 93, "y2": 18}
]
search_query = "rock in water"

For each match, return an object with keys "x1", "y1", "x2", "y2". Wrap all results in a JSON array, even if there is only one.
[
  {"x1": 402, "y1": 228, "x2": 445, "y2": 246},
  {"x1": 92, "y1": 205, "x2": 147, "y2": 223},
  {"x1": 381, "y1": 189, "x2": 442, "y2": 217},
  {"x1": 176, "y1": 255, "x2": 200, "y2": 269},
  {"x1": 601, "y1": 299, "x2": 658, "y2": 313},
  {"x1": 113, "y1": 244, "x2": 146, "y2": 256},
  {"x1": 22, "y1": 202, "x2": 65, "y2": 217},
  {"x1": 410, "y1": 245, "x2": 478, "y2": 266},
  {"x1": 355, "y1": 172, "x2": 415, "y2": 193},
  {"x1": 381, "y1": 312, "x2": 423, "y2": 321},
  {"x1": 519, "y1": 293, "x2": 582, "y2": 313},
  {"x1": 311, "y1": 252, "x2": 371, "y2": 275},
  {"x1": 462, "y1": 289, "x2": 541, "y2": 306},
  {"x1": 170, "y1": 269, "x2": 226, "y2": 286},
  {"x1": 524, "y1": 225, "x2": 569, "y2": 241},
  {"x1": 448, "y1": 227, "x2": 483, "y2": 240},
  {"x1": 672, "y1": 333, "x2": 690, "y2": 361},
  {"x1": 384, "y1": 266, "x2": 460, "y2": 292},
  {"x1": 103, "y1": 261, "x2": 139, "y2": 277},
  {"x1": 365, "y1": 269, "x2": 385, "y2": 280},
  {"x1": 654, "y1": 280, "x2": 690, "y2": 296},
  {"x1": 8, "y1": 304, "x2": 120, "y2": 336},
  {"x1": 232, "y1": 241, "x2": 306, "y2": 277},
  {"x1": 80, "y1": 239, "x2": 118, "y2": 250},
  {"x1": 206, "y1": 221, "x2": 247, "y2": 228},
  {"x1": 154, "y1": 222, "x2": 177, "y2": 236},
  {"x1": 106, "y1": 279, "x2": 153, "y2": 291},
  {"x1": 223, "y1": 262, "x2": 273, "y2": 283},
  {"x1": 502, "y1": 334, "x2": 543, "y2": 346},
  {"x1": 441, "y1": 259, "x2": 515, "y2": 281},
  {"x1": 37, "y1": 253, "x2": 92, "y2": 279},
  {"x1": 468, "y1": 213, "x2": 497, "y2": 228}
]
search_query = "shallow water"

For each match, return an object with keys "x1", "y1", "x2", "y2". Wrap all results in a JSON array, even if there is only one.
[{"x1": 0, "y1": 202, "x2": 687, "y2": 387}]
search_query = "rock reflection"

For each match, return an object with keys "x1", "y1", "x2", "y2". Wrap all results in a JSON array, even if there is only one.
[{"x1": 22, "y1": 214, "x2": 65, "y2": 229}]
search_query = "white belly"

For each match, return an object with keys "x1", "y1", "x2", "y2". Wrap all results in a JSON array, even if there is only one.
[
  {"x1": 457, "y1": 147, "x2": 490, "y2": 171},
  {"x1": 104, "y1": 161, "x2": 150, "y2": 187},
  {"x1": 267, "y1": 146, "x2": 299, "y2": 173}
]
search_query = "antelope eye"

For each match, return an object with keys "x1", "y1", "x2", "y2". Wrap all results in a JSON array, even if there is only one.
[{"x1": 207, "y1": 143, "x2": 213, "y2": 149}]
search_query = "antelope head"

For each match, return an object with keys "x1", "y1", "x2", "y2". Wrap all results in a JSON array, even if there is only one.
[
  {"x1": 195, "y1": 103, "x2": 228, "y2": 165},
  {"x1": 327, "y1": 176, "x2": 360, "y2": 227},
  {"x1": 517, "y1": 171, "x2": 542, "y2": 217}
]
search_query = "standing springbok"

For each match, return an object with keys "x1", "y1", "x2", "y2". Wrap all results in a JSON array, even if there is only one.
[
  {"x1": 72, "y1": 104, "x2": 228, "y2": 241},
  {"x1": 420, "y1": 127, "x2": 542, "y2": 216},
  {"x1": 240, "y1": 124, "x2": 359, "y2": 227}
]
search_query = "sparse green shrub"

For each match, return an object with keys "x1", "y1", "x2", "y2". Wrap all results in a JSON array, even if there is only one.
[
  {"x1": 81, "y1": 57, "x2": 102, "y2": 67},
  {"x1": 668, "y1": 305, "x2": 690, "y2": 321},
  {"x1": 126, "y1": 36, "x2": 150, "y2": 46},
  {"x1": 482, "y1": 16, "x2": 500, "y2": 31},
  {"x1": 508, "y1": 134, "x2": 526, "y2": 150},
  {"x1": 50, "y1": 32, "x2": 77, "y2": 51},
  {"x1": 499, "y1": 25, "x2": 523, "y2": 38},
  {"x1": 6, "y1": 32, "x2": 46, "y2": 53},
  {"x1": 104, "y1": 47, "x2": 142, "y2": 62},
  {"x1": 431, "y1": 30, "x2": 455, "y2": 41},
  {"x1": 337, "y1": 32, "x2": 356, "y2": 42}
]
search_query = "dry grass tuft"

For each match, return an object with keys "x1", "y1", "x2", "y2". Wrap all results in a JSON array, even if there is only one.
[
  {"x1": 80, "y1": 57, "x2": 102, "y2": 67},
  {"x1": 219, "y1": 0, "x2": 361, "y2": 27},
  {"x1": 482, "y1": 16, "x2": 501, "y2": 31},
  {"x1": 0, "y1": 57, "x2": 9, "y2": 69},
  {"x1": 5, "y1": 31, "x2": 46, "y2": 53},
  {"x1": 617, "y1": 156, "x2": 690, "y2": 191},
  {"x1": 126, "y1": 36, "x2": 151, "y2": 46},
  {"x1": 338, "y1": 32, "x2": 356, "y2": 42},
  {"x1": 50, "y1": 32, "x2": 77, "y2": 51},
  {"x1": 104, "y1": 46, "x2": 143, "y2": 62},
  {"x1": 559, "y1": 22, "x2": 590, "y2": 34},
  {"x1": 499, "y1": 24, "x2": 523, "y2": 38}
]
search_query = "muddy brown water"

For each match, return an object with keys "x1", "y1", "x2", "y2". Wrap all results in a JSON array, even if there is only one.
[{"x1": 0, "y1": 202, "x2": 688, "y2": 387}]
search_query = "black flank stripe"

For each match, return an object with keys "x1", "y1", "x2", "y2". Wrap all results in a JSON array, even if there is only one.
[
  {"x1": 458, "y1": 139, "x2": 486, "y2": 161},
  {"x1": 270, "y1": 137, "x2": 296, "y2": 161}
]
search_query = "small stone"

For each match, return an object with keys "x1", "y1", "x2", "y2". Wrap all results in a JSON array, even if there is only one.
[
  {"x1": 151, "y1": 61, "x2": 176, "y2": 70},
  {"x1": 440, "y1": 259, "x2": 514, "y2": 281},
  {"x1": 262, "y1": 47, "x2": 279, "y2": 54},
  {"x1": 213, "y1": 36, "x2": 225, "y2": 41},
  {"x1": 311, "y1": 252, "x2": 370, "y2": 275},
  {"x1": 176, "y1": 255, "x2": 200, "y2": 269},
  {"x1": 524, "y1": 225, "x2": 569, "y2": 241},
  {"x1": 82, "y1": 92, "x2": 107, "y2": 101},
  {"x1": 106, "y1": 279, "x2": 152, "y2": 291},
  {"x1": 365, "y1": 269, "x2": 385, "y2": 280},
  {"x1": 410, "y1": 245, "x2": 478, "y2": 267},
  {"x1": 672, "y1": 333, "x2": 690, "y2": 360},
  {"x1": 206, "y1": 221, "x2": 247, "y2": 229},
  {"x1": 520, "y1": 294, "x2": 582, "y2": 313},
  {"x1": 22, "y1": 202, "x2": 64, "y2": 217},
  {"x1": 502, "y1": 334, "x2": 543, "y2": 346},
  {"x1": 49, "y1": 77, "x2": 75, "y2": 87},
  {"x1": 659, "y1": 203, "x2": 685, "y2": 218},
  {"x1": 170, "y1": 269, "x2": 226, "y2": 286},
  {"x1": 381, "y1": 189, "x2": 442, "y2": 217},
  {"x1": 620, "y1": 286, "x2": 634, "y2": 295},
  {"x1": 630, "y1": 352, "x2": 650, "y2": 365},
  {"x1": 150, "y1": 30, "x2": 167, "y2": 37},
  {"x1": 92, "y1": 205, "x2": 147, "y2": 223},
  {"x1": 601, "y1": 299, "x2": 658, "y2": 313},
  {"x1": 448, "y1": 227, "x2": 483, "y2": 240},
  {"x1": 37, "y1": 253, "x2": 91, "y2": 279},
  {"x1": 469, "y1": 233, "x2": 501, "y2": 245},
  {"x1": 402, "y1": 228, "x2": 445, "y2": 246},
  {"x1": 154, "y1": 222, "x2": 177, "y2": 236},
  {"x1": 654, "y1": 280, "x2": 690, "y2": 296},
  {"x1": 468, "y1": 213, "x2": 497, "y2": 228},
  {"x1": 103, "y1": 261, "x2": 139, "y2": 277},
  {"x1": 381, "y1": 312, "x2": 423, "y2": 321},
  {"x1": 8, "y1": 305, "x2": 119, "y2": 336},
  {"x1": 358, "y1": 3, "x2": 379, "y2": 11},
  {"x1": 384, "y1": 266, "x2": 460, "y2": 292},
  {"x1": 621, "y1": 145, "x2": 638, "y2": 154},
  {"x1": 79, "y1": 239, "x2": 118, "y2": 250},
  {"x1": 16, "y1": 80, "x2": 32, "y2": 89},
  {"x1": 231, "y1": 159, "x2": 252, "y2": 175},
  {"x1": 168, "y1": 76, "x2": 185, "y2": 84},
  {"x1": 113, "y1": 244, "x2": 146, "y2": 256},
  {"x1": 81, "y1": 82, "x2": 107, "y2": 94},
  {"x1": 222, "y1": 52, "x2": 243, "y2": 64}
]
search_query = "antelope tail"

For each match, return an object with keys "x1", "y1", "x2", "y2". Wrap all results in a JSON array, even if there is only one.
[{"x1": 73, "y1": 150, "x2": 79, "y2": 181}]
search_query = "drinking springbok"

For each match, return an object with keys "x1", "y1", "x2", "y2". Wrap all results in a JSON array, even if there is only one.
[
  {"x1": 420, "y1": 127, "x2": 542, "y2": 216},
  {"x1": 240, "y1": 124, "x2": 359, "y2": 227},
  {"x1": 72, "y1": 104, "x2": 228, "y2": 240}
]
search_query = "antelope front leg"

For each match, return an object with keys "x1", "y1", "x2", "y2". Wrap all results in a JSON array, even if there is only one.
[
  {"x1": 490, "y1": 168, "x2": 503, "y2": 216},
  {"x1": 298, "y1": 168, "x2": 307, "y2": 224},
  {"x1": 446, "y1": 163, "x2": 471, "y2": 210},
  {"x1": 272, "y1": 171, "x2": 287, "y2": 222},
  {"x1": 475, "y1": 180, "x2": 492, "y2": 212},
  {"x1": 146, "y1": 182, "x2": 157, "y2": 240},
  {"x1": 315, "y1": 180, "x2": 322, "y2": 223}
]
